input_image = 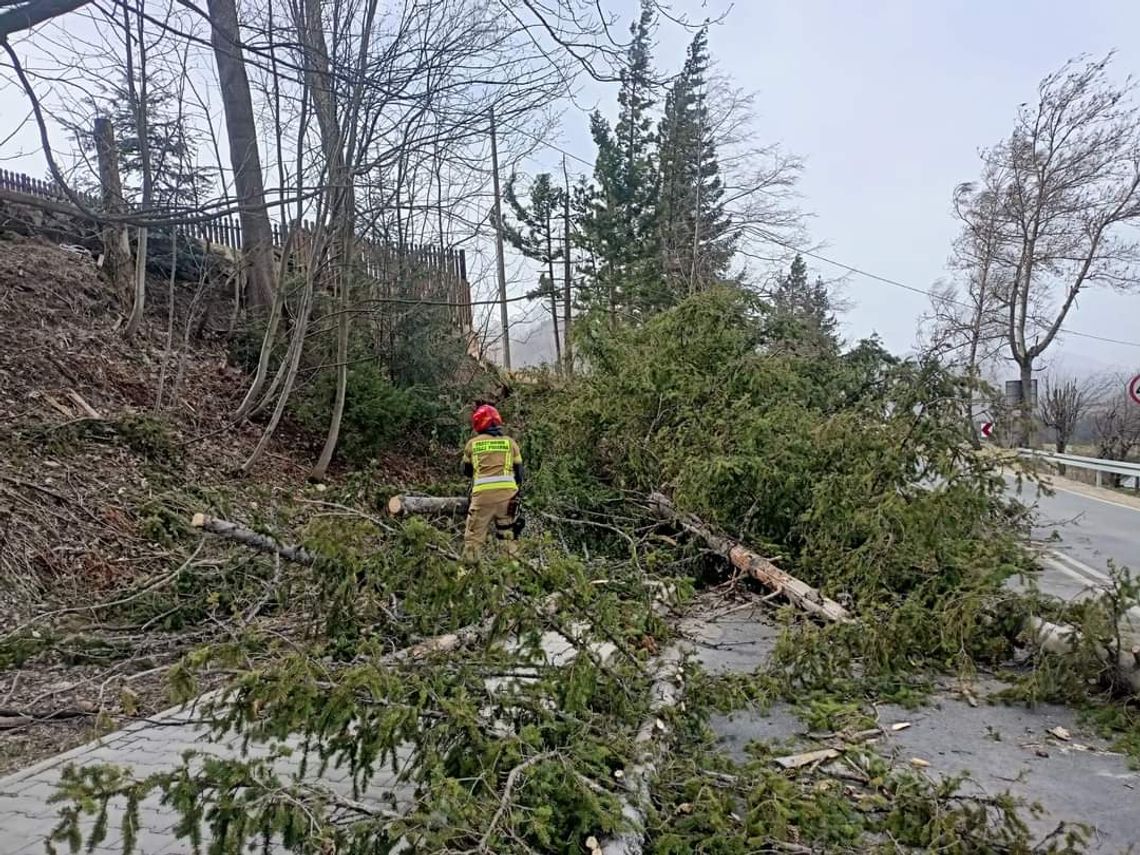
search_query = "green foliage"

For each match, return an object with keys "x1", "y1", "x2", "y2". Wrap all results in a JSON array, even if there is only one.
[
  {"x1": 655, "y1": 26, "x2": 734, "y2": 305},
  {"x1": 578, "y1": 1, "x2": 661, "y2": 315},
  {"x1": 518, "y1": 289, "x2": 1032, "y2": 675},
  {"x1": 648, "y1": 732, "x2": 1089, "y2": 854},
  {"x1": 764, "y1": 254, "x2": 839, "y2": 356}
]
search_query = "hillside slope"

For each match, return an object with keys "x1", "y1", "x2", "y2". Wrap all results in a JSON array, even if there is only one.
[{"x1": 0, "y1": 235, "x2": 322, "y2": 771}]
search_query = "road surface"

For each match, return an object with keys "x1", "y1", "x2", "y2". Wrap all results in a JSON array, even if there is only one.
[{"x1": 1010, "y1": 474, "x2": 1140, "y2": 619}]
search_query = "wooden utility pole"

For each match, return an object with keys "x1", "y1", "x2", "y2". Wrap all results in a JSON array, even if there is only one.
[
  {"x1": 93, "y1": 117, "x2": 132, "y2": 303},
  {"x1": 489, "y1": 106, "x2": 512, "y2": 371},
  {"x1": 561, "y1": 155, "x2": 573, "y2": 375}
]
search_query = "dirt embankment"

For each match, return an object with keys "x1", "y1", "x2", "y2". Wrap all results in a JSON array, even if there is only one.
[{"x1": 0, "y1": 234, "x2": 316, "y2": 772}]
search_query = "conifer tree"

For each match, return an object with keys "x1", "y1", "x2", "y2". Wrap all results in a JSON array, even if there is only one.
[
  {"x1": 655, "y1": 26, "x2": 734, "y2": 307},
  {"x1": 579, "y1": 1, "x2": 659, "y2": 319},
  {"x1": 503, "y1": 173, "x2": 566, "y2": 366},
  {"x1": 766, "y1": 254, "x2": 839, "y2": 355}
]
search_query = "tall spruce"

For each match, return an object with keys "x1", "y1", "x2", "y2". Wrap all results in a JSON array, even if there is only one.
[
  {"x1": 580, "y1": 1, "x2": 659, "y2": 319},
  {"x1": 766, "y1": 254, "x2": 839, "y2": 355},
  {"x1": 655, "y1": 26, "x2": 734, "y2": 306},
  {"x1": 502, "y1": 173, "x2": 566, "y2": 367}
]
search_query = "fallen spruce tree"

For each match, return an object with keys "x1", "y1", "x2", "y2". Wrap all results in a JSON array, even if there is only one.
[{"x1": 43, "y1": 290, "x2": 1126, "y2": 853}]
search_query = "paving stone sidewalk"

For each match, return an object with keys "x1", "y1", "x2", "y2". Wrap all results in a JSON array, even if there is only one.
[{"x1": 0, "y1": 693, "x2": 406, "y2": 855}]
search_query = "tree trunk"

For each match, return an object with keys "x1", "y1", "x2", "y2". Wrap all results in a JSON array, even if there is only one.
[
  {"x1": 190, "y1": 513, "x2": 316, "y2": 564},
  {"x1": 647, "y1": 492, "x2": 851, "y2": 623},
  {"x1": 1017, "y1": 360, "x2": 1035, "y2": 448},
  {"x1": 297, "y1": 0, "x2": 354, "y2": 480},
  {"x1": 92, "y1": 117, "x2": 132, "y2": 304},
  {"x1": 206, "y1": 0, "x2": 276, "y2": 310},
  {"x1": 490, "y1": 106, "x2": 512, "y2": 371},
  {"x1": 1024, "y1": 616, "x2": 1140, "y2": 696},
  {"x1": 562, "y1": 158, "x2": 573, "y2": 375},
  {"x1": 388, "y1": 494, "x2": 469, "y2": 516},
  {"x1": 597, "y1": 648, "x2": 684, "y2": 855}
]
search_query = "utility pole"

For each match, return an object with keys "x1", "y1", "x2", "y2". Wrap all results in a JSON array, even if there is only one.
[
  {"x1": 561, "y1": 155, "x2": 573, "y2": 376},
  {"x1": 489, "y1": 106, "x2": 512, "y2": 371}
]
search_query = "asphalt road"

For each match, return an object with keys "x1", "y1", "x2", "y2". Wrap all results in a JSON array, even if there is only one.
[{"x1": 1009, "y1": 476, "x2": 1140, "y2": 621}]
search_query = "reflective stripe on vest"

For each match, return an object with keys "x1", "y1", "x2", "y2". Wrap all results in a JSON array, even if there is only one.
[
  {"x1": 472, "y1": 474, "x2": 517, "y2": 493},
  {"x1": 470, "y1": 437, "x2": 515, "y2": 493}
]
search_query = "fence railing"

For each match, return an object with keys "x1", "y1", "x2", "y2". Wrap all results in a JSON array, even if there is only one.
[
  {"x1": 0, "y1": 167, "x2": 472, "y2": 330},
  {"x1": 1017, "y1": 448, "x2": 1140, "y2": 488}
]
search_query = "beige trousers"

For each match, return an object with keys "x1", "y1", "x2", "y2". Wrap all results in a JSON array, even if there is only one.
[{"x1": 462, "y1": 488, "x2": 518, "y2": 562}]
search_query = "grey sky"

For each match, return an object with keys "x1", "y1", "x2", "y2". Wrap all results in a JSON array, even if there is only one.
[{"x1": 522, "y1": 0, "x2": 1140, "y2": 374}]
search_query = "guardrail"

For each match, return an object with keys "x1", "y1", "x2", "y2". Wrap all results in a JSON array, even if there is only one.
[{"x1": 1017, "y1": 448, "x2": 1140, "y2": 488}]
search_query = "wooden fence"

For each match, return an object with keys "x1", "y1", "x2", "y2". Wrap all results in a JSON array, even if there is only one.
[{"x1": 0, "y1": 168, "x2": 472, "y2": 331}]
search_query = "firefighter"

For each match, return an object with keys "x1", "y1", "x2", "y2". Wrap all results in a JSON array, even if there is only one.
[{"x1": 461, "y1": 404, "x2": 523, "y2": 562}]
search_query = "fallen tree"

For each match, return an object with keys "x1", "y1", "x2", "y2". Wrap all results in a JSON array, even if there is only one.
[
  {"x1": 190, "y1": 513, "x2": 316, "y2": 564},
  {"x1": 1025, "y1": 615, "x2": 1140, "y2": 696},
  {"x1": 594, "y1": 647, "x2": 685, "y2": 855},
  {"x1": 647, "y1": 492, "x2": 851, "y2": 623},
  {"x1": 387, "y1": 494, "x2": 469, "y2": 516},
  {"x1": 386, "y1": 491, "x2": 852, "y2": 624}
]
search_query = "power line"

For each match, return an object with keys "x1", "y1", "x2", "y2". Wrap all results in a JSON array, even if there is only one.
[
  {"x1": 754, "y1": 241, "x2": 1140, "y2": 351},
  {"x1": 501, "y1": 119, "x2": 1140, "y2": 350}
]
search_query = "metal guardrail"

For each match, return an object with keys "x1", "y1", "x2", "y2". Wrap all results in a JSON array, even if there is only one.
[{"x1": 1017, "y1": 448, "x2": 1140, "y2": 487}]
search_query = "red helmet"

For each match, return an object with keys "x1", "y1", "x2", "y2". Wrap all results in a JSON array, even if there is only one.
[{"x1": 471, "y1": 404, "x2": 502, "y2": 433}]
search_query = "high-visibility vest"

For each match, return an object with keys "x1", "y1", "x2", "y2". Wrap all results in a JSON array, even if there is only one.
[{"x1": 470, "y1": 437, "x2": 517, "y2": 493}]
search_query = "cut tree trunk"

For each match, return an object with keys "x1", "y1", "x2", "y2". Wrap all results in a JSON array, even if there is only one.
[
  {"x1": 190, "y1": 513, "x2": 315, "y2": 565},
  {"x1": 387, "y1": 495, "x2": 469, "y2": 516},
  {"x1": 596, "y1": 647, "x2": 684, "y2": 855},
  {"x1": 647, "y1": 492, "x2": 851, "y2": 623},
  {"x1": 1024, "y1": 616, "x2": 1140, "y2": 695}
]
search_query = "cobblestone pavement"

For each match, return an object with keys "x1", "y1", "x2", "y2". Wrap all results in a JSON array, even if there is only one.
[
  {"x1": 0, "y1": 629, "x2": 595, "y2": 854},
  {"x1": 0, "y1": 693, "x2": 406, "y2": 855}
]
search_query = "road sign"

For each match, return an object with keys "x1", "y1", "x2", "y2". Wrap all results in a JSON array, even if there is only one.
[
  {"x1": 980, "y1": 422, "x2": 995, "y2": 439},
  {"x1": 1130, "y1": 374, "x2": 1140, "y2": 406}
]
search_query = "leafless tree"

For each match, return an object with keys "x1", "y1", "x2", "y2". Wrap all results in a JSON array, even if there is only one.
[
  {"x1": 1039, "y1": 373, "x2": 1101, "y2": 454},
  {"x1": 206, "y1": 0, "x2": 276, "y2": 309},
  {"x1": 1093, "y1": 377, "x2": 1140, "y2": 483},
  {"x1": 920, "y1": 181, "x2": 1009, "y2": 446},
  {"x1": 960, "y1": 54, "x2": 1140, "y2": 446}
]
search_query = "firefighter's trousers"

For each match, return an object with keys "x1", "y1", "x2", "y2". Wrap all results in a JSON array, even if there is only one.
[{"x1": 462, "y1": 488, "x2": 518, "y2": 562}]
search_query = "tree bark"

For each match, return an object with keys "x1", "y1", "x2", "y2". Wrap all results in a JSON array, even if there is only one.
[
  {"x1": 647, "y1": 492, "x2": 851, "y2": 623},
  {"x1": 92, "y1": 117, "x2": 132, "y2": 304},
  {"x1": 388, "y1": 495, "x2": 469, "y2": 516},
  {"x1": 597, "y1": 648, "x2": 684, "y2": 855},
  {"x1": 1018, "y1": 359, "x2": 1035, "y2": 448},
  {"x1": 206, "y1": 0, "x2": 276, "y2": 310},
  {"x1": 1024, "y1": 616, "x2": 1140, "y2": 696},
  {"x1": 562, "y1": 157, "x2": 573, "y2": 375},
  {"x1": 490, "y1": 107, "x2": 512, "y2": 371},
  {"x1": 190, "y1": 513, "x2": 316, "y2": 565}
]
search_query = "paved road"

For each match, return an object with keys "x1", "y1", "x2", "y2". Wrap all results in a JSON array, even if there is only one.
[{"x1": 1010, "y1": 476, "x2": 1140, "y2": 617}]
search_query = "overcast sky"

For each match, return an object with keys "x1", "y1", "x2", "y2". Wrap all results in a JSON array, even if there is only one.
[
  {"x1": 4, "y1": 0, "x2": 1140, "y2": 376},
  {"x1": 521, "y1": 0, "x2": 1140, "y2": 376}
]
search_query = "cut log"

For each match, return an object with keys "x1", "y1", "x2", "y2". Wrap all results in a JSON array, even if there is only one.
[
  {"x1": 1024, "y1": 616, "x2": 1140, "y2": 695},
  {"x1": 647, "y1": 492, "x2": 851, "y2": 623},
  {"x1": 190, "y1": 513, "x2": 315, "y2": 565},
  {"x1": 387, "y1": 494, "x2": 469, "y2": 516},
  {"x1": 597, "y1": 647, "x2": 685, "y2": 855}
]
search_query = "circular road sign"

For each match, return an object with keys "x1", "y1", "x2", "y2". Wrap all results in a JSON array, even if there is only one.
[{"x1": 1130, "y1": 374, "x2": 1140, "y2": 406}]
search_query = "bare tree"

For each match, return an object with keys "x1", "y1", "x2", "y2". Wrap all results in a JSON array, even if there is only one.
[
  {"x1": 1093, "y1": 378, "x2": 1140, "y2": 483},
  {"x1": 921, "y1": 181, "x2": 1009, "y2": 446},
  {"x1": 1039, "y1": 373, "x2": 1100, "y2": 454},
  {"x1": 961, "y1": 55, "x2": 1140, "y2": 446},
  {"x1": 206, "y1": 0, "x2": 276, "y2": 309}
]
